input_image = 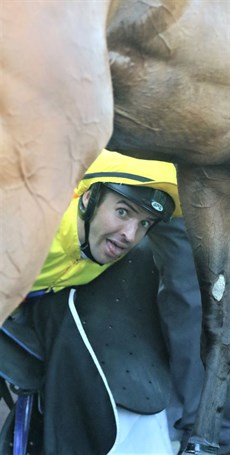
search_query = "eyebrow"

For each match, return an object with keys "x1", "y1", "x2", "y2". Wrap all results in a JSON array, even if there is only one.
[{"x1": 117, "y1": 199, "x2": 139, "y2": 213}]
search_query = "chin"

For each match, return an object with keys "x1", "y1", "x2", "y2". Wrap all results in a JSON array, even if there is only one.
[
  {"x1": 93, "y1": 254, "x2": 109, "y2": 265},
  {"x1": 103, "y1": 255, "x2": 119, "y2": 265}
]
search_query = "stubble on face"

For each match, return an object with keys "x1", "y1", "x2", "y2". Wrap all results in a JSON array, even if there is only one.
[{"x1": 86, "y1": 191, "x2": 153, "y2": 264}]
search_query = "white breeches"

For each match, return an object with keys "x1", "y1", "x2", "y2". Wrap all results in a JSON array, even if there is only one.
[{"x1": 108, "y1": 407, "x2": 173, "y2": 455}]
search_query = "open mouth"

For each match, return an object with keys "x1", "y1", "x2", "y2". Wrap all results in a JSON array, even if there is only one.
[{"x1": 106, "y1": 239, "x2": 127, "y2": 258}]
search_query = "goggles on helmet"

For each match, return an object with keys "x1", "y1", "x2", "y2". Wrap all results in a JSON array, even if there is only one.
[{"x1": 79, "y1": 182, "x2": 175, "y2": 223}]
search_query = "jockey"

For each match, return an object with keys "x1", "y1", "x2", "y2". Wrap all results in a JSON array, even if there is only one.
[{"x1": 30, "y1": 148, "x2": 180, "y2": 295}]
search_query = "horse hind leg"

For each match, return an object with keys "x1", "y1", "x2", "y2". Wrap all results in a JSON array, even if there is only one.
[{"x1": 177, "y1": 164, "x2": 230, "y2": 455}]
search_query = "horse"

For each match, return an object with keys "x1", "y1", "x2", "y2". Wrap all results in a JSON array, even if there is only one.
[
  {"x1": 107, "y1": 1, "x2": 230, "y2": 453},
  {"x1": 0, "y1": 0, "x2": 120, "y2": 324}
]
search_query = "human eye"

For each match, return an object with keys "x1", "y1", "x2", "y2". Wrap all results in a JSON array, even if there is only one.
[
  {"x1": 141, "y1": 219, "x2": 152, "y2": 230},
  {"x1": 117, "y1": 207, "x2": 128, "y2": 218}
]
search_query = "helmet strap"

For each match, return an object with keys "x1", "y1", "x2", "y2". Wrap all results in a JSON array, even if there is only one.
[
  {"x1": 80, "y1": 220, "x2": 104, "y2": 266},
  {"x1": 79, "y1": 183, "x2": 104, "y2": 265}
]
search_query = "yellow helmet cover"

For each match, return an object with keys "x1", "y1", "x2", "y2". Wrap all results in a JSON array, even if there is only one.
[{"x1": 75, "y1": 149, "x2": 181, "y2": 217}]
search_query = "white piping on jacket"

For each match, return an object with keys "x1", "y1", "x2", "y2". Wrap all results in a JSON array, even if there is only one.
[{"x1": 68, "y1": 288, "x2": 119, "y2": 452}]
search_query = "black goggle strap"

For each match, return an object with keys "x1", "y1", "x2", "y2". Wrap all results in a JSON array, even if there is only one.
[{"x1": 80, "y1": 220, "x2": 90, "y2": 254}]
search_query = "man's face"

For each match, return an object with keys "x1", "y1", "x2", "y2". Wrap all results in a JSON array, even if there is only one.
[{"x1": 82, "y1": 189, "x2": 158, "y2": 264}]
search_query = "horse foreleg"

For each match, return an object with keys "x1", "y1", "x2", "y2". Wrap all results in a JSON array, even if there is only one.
[
  {"x1": 177, "y1": 164, "x2": 230, "y2": 455},
  {"x1": 0, "y1": 1, "x2": 114, "y2": 324}
]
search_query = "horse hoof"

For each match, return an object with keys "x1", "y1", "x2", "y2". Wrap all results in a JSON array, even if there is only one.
[{"x1": 182, "y1": 442, "x2": 219, "y2": 455}]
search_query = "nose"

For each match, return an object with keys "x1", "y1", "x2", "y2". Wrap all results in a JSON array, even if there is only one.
[{"x1": 122, "y1": 220, "x2": 139, "y2": 243}]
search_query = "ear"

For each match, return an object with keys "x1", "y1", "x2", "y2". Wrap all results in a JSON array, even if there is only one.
[
  {"x1": 82, "y1": 190, "x2": 91, "y2": 208},
  {"x1": 78, "y1": 183, "x2": 102, "y2": 221}
]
